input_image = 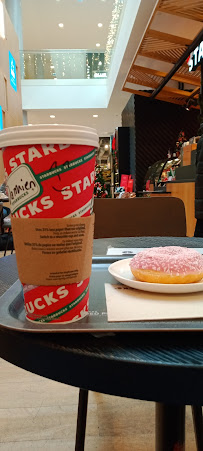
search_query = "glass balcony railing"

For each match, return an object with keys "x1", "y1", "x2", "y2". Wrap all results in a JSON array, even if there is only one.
[{"x1": 20, "y1": 50, "x2": 108, "y2": 80}]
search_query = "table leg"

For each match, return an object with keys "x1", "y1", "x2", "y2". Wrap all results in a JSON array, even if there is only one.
[
  {"x1": 191, "y1": 405, "x2": 203, "y2": 451},
  {"x1": 75, "y1": 388, "x2": 89, "y2": 451},
  {"x1": 156, "y1": 403, "x2": 185, "y2": 451}
]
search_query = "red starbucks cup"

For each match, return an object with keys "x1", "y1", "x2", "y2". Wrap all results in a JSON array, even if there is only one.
[{"x1": 0, "y1": 124, "x2": 98, "y2": 324}]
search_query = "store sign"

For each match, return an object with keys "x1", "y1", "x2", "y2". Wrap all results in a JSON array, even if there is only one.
[
  {"x1": 93, "y1": 72, "x2": 107, "y2": 78},
  {"x1": 0, "y1": 106, "x2": 3, "y2": 130},
  {"x1": 188, "y1": 41, "x2": 203, "y2": 72},
  {"x1": 9, "y1": 51, "x2": 17, "y2": 92}
]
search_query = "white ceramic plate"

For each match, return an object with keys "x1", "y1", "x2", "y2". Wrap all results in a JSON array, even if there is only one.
[{"x1": 108, "y1": 258, "x2": 203, "y2": 294}]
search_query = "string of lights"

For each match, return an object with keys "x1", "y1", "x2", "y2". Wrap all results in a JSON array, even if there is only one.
[{"x1": 104, "y1": 0, "x2": 124, "y2": 71}]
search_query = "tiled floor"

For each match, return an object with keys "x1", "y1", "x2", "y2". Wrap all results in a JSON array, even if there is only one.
[
  {"x1": 0, "y1": 357, "x2": 197, "y2": 450},
  {"x1": 0, "y1": 250, "x2": 14, "y2": 258}
]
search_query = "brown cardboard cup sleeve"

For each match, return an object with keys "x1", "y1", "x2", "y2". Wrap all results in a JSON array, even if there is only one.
[{"x1": 11, "y1": 215, "x2": 95, "y2": 285}]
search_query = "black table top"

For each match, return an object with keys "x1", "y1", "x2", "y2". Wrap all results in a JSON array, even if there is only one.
[
  {"x1": 2, "y1": 237, "x2": 203, "y2": 405},
  {"x1": 93, "y1": 236, "x2": 203, "y2": 255}
]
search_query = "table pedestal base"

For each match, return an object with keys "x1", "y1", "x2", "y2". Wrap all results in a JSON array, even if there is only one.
[{"x1": 156, "y1": 403, "x2": 185, "y2": 451}]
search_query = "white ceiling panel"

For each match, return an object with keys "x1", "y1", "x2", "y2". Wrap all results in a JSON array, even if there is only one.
[
  {"x1": 27, "y1": 107, "x2": 122, "y2": 137},
  {"x1": 21, "y1": 0, "x2": 116, "y2": 50}
]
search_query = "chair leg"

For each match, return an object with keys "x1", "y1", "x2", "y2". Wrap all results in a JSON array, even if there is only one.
[
  {"x1": 75, "y1": 389, "x2": 89, "y2": 451},
  {"x1": 191, "y1": 405, "x2": 203, "y2": 451},
  {"x1": 4, "y1": 232, "x2": 10, "y2": 257},
  {"x1": 10, "y1": 232, "x2": 14, "y2": 254}
]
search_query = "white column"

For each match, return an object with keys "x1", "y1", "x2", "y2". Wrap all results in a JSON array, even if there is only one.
[
  {"x1": 5, "y1": 0, "x2": 23, "y2": 50},
  {"x1": 22, "y1": 110, "x2": 27, "y2": 125}
]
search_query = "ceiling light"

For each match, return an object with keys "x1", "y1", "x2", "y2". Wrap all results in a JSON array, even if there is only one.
[
  {"x1": 105, "y1": 144, "x2": 109, "y2": 149},
  {"x1": 50, "y1": 115, "x2": 55, "y2": 118},
  {"x1": 98, "y1": 23, "x2": 103, "y2": 28},
  {"x1": 96, "y1": 43, "x2": 100, "y2": 47},
  {"x1": 93, "y1": 114, "x2": 98, "y2": 118},
  {"x1": 50, "y1": 65, "x2": 55, "y2": 69},
  {"x1": 98, "y1": 61, "x2": 102, "y2": 66},
  {"x1": 58, "y1": 23, "x2": 64, "y2": 28}
]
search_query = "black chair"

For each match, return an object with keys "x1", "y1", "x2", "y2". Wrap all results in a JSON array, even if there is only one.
[
  {"x1": 0, "y1": 205, "x2": 14, "y2": 256},
  {"x1": 93, "y1": 197, "x2": 187, "y2": 238}
]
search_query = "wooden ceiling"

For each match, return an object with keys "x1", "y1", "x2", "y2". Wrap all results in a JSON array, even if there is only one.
[{"x1": 122, "y1": 0, "x2": 203, "y2": 107}]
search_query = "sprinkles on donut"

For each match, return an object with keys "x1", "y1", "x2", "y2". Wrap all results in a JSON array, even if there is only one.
[{"x1": 129, "y1": 246, "x2": 203, "y2": 284}]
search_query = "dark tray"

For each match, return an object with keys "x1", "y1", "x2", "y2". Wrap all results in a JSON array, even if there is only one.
[{"x1": 1, "y1": 257, "x2": 203, "y2": 332}]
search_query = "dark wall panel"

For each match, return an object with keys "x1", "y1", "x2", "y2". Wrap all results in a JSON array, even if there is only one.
[
  {"x1": 122, "y1": 94, "x2": 199, "y2": 192},
  {"x1": 115, "y1": 127, "x2": 130, "y2": 181},
  {"x1": 135, "y1": 95, "x2": 199, "y2": 192},
  {"x1": 121, "y1": 95, "x2": 136, "y2": 187}
]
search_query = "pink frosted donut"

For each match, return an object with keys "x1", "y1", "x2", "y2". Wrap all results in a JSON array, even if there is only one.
[{"x1": 129, "y1": 246, "x2": 203, "y2": 284}]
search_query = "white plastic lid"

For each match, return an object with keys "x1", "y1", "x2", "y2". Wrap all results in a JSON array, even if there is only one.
[{"x1": 0, "y1": 124, "x2": 99, "y2": 148}]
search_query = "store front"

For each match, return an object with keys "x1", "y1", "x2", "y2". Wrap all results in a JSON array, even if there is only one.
[{"x1": 119, "y1": 7, "x2": 203, "y2": 237}]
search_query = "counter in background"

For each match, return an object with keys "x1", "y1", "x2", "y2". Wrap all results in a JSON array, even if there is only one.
[
  {"x1": 166, "y1": 180, "x2": 195, "y2": 237},
  {"x1": 139, "y1": 182, "x2": 195, "y2": 237},
  {"x1": 139, "y1": 144, "x2": 197, "y2": 236},
  {"x1": 138, "y1": 190, "x2": 171, "y2": 197},
  {"x1": 165, "y1": 145, "x2": 197, "y2": 237}
]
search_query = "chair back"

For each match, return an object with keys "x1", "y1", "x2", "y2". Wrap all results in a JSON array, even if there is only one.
[
  {"x1": 0, "y1": 204, "x2": 3, "y2": 235},
  {"x1": 93, "y1": 197, "x2": 186, "y2": 238}
]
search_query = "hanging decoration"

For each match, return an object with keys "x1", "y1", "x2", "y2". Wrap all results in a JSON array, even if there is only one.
[{"x1": 104, "y1": 0, "x2": 124, "y2": 71}]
